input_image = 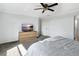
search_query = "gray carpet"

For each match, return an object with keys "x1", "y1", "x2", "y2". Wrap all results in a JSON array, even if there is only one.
[
  {"x1": 0, "y1": 41, "x2": 37, "y2": 56},
  {"x1": 0, "y1": 41, "x2": 19, "y2": 56},
  {"x1": 0, "y1": 36, "x2": 49, "y2": 56},
  {"x1": 0, "y1": 39, "x2": 38, "y2": 56}
]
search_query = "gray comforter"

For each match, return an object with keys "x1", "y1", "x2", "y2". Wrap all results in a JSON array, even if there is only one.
[{"x1": 25, "y1": 37, "x2": 79, "y2": 56}]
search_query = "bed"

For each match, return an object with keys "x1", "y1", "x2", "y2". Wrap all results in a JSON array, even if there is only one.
[{"x1": 22, "y1": 36, "x2": 79, "y2": 56}]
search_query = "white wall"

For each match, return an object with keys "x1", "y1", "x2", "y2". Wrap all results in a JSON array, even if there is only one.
[
  {"x1": 41, "y1": 14, "x2": 76, "y2": 39},
  {"x1": 0, "y1": 12, "x2": 39, "y2": 44},
  {"x1": 40, "y1": 3, "x2": 79, "y2": 40}
]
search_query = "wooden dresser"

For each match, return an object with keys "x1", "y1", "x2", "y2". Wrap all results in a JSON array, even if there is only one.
[{"x1": 19, "y1": 31, "x2": 38, "y2": 43}]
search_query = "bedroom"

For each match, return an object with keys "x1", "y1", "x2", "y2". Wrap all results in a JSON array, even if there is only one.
[{"x1": 0, "y1": 3, "x2": 79, "y2": 56}]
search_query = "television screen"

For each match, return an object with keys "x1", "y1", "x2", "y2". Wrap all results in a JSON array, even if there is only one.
[{"x1": 22, "y1": 24, "x2": 33, "y2": 32}]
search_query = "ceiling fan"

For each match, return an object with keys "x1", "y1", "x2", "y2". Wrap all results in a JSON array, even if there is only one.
[{"x1": 34, "y1": 3, "x2": 58, "y2": 13}]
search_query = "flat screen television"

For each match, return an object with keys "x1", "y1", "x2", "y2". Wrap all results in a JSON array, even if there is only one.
[{"x1": 22, "y1": 24, "x2": 33, "y2": 32}]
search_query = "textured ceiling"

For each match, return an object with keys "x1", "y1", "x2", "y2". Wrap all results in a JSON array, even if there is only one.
[{"x1": 0, "y1": 3, "x2": 79, "y2": 17}]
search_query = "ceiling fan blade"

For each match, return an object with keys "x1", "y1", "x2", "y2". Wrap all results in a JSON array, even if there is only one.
[
  {"x1": 40, "y1": 3, "x2": 46, "y2": 8},
  {"x1": 48, "y1": 9, "x2": 54, "y2": 12},
  {"x1": 48, "y1": 3, "x2": 58, "y2": 7},
  {"x1": 42, "y1": 10, "x2": 45, "y2": 13},
  {"x1": 34, "y1": 8, "x2": 43, "y2": 10}
]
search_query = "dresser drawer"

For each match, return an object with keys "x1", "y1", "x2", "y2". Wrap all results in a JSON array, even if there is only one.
[
  {"x1": 19, "y1": 37, "x2": 37, "y2": 43},
  {"x1": 19, "y1": 31, "x2": 37, "y2": 35},
  {"x1": 19, "y1": 34, "x2": 37, "y2": 38},
  {"x1": 19, "y1": 35, "x2": 37, "y2": 39}
]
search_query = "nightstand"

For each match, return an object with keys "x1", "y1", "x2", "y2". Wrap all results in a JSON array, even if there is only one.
[{"x1": 19, "y1": 31, "x2": 38, "y2": 44}]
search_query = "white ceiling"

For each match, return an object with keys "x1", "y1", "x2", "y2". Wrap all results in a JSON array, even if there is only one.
[{"x1": 0, "y1": 3, "x2": 79, "y2": 17}]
